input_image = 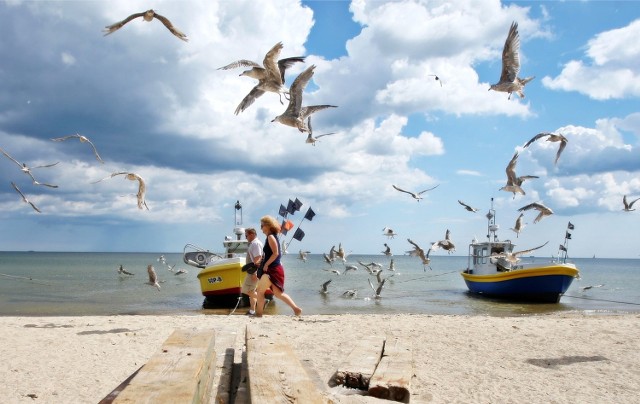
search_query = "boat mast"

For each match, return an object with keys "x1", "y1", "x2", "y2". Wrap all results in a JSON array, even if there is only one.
[
  {"x1": 234, "y1": 200, "x2": 243, "y2": 240},
  {"x1": 486, "y1": 198, "x2": 498, "y2": 243}
]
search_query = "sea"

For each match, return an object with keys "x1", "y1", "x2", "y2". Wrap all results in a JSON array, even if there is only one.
[{"x1": 1, "y1": 251, "x2": 639, "y2": 317}]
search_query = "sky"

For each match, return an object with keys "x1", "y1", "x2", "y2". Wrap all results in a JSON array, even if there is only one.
[{"x1": 0, "y1": 0, "x2": 639, "y2": 258}]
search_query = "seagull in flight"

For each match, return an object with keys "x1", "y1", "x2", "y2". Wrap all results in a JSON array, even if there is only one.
[
  {"x1": 518, "y1": 202, "x2": 554, "y2": 224},
  {"x1": 146, "y1": 265, "x2": 161, "y2": 290},
  {"x1": 51, "y1": 134, "x2": 104, "y2": 164},
  {"x1": 392, "y1": 184, "x2": 439, "y2": 201},
  {"x1": 1, "y1": 147, "x2": 59, "y2": 188},
  {"x1": 510, "y1": 213, "x2": 526, "y2": 238},
  {"x1": 499, "y1": 151, "x2": 537, "y2": 198},
  {"x1": 489, "y1": 21, "x2": 534, "y2": 99},
  {"x1": 92, "y1": 171, "x2": 149, "y2": 210},
  {"x1": 623, "y1": 195, "x2": 640, "y2": 212},
  {"x1": 458, "y1": 200, "x2": 479, "y2": 212},
  {"x1": 381, "y1": 243, "x2": 392, "y2": 256},
  {"x1": 406, "y1": 238, "x2": 432, "y2": 269},
  {"x1": 219, "y1": 42, "x2": 306, "y2": 113},
  {"x1": 382, "y1": 227, "x2": 397, "y2": 239},
  {"x1": 320, "y1": 279, "x2": 332, "y2": 294},
  {"x1": 427, "y1": 74, "x2": 443, "y2": 87},
  {"x1": 103, "y1": 9, "x2": 188, "y2": 42},
  {"x1": 298, "y1": 249, "x2": 311, "y2": 262},
  {"x1": 523, "y1": 132, "x2": 568, "y2": 165},
  {"x1": 271, "y1": 65, "x2": 337, "y2": 133},
  {"x1": 491, "y1": 241, "x2": 549, "y2": 264},
  {"x1": 432, "y1": 229, "x2": 456, "y2": 254},
  {"x1": 10, "y1": 182, "x2": 41, "y2": 213}
]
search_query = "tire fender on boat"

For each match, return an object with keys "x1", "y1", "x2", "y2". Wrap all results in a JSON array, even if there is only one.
[{"x1": 196, "y1": 253, "x2": 207, "y2": 265}]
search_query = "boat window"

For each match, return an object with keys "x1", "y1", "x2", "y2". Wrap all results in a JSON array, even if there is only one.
[{"x1": 473, "y1": 246, "x2": 489, "y2": 265}]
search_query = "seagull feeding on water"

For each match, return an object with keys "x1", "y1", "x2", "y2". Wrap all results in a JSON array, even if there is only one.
[
  {"x1": 103, "y1": 9, "x2": 188, "y2": 42},
  {"x1": 146, "y1": 265, "x2": 161, "y2": 290},
  {"x1": 458, "y1": 200, "x2": 479, "y2": 212},
  {"x1": 1, "y1": 147, "x2": 59, "y2": 188},
  {"x1": 218, "y1": 42, "x2": 306, "y2": 113},
  {"x1": 92, "y1": 171, "x2": 148, "y2": 210},
  {"x1": 10, "y1": 182, "x2": 41, "y2": 213},
  {"x1": 117, "y1": 264, "x2": 134, "y2": 276},
  {"x1": 488, "y1": 21, "x2": 534, "y2": 99},
  {"x1": 623, "y1": 195, "x2": 640, "y2": 212},
  {"x1": 392, "y1": 184, "x2": 439, "y2": 201},
  {"x1": 518, "y1": 202, "x2": 554, "y2": 224},
  {"x1": 271, "y1": 65, "x2": 337, "y2": 133},
  {"x1": 523, "y1": 132, "x2": 568, "y2": 165},
  {"x1": 51, "y1": 134, "x2": 104, "y2": 164}
]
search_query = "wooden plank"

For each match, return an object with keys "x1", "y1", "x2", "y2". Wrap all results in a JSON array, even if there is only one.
[
  {"x1": 245, "y1": 325, "x2": 331, "y2": 403},
  {"x1": 331, "y1": 335, "x2": 385, "y2": 390},
  {"x1": 210, "y1": 327, "x2": 238, "y2": 403},
  {"x1": 112, "y1": 329, "x2": 216, "y2": 404},
  {"x1": 368, "y1": 336, "x2": 413, "y2": 403}
]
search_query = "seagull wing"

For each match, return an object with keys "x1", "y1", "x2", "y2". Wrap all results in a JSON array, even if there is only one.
[
  {"x1": 153, "y1": 13, "x2": 188, "y2": 41},
  {"x1": 262, "y1": 42, "x2": 284, "y2": 83},
  {"x1": 285, "y1": 65, "x2": 315, "y2": 116},
  {"x1": 300, "y1": 105, "x2": 337, "y2": 121},
  {"x1": 51, "y1": 134, "x2": 80, "y2": 142},
  {"x1": 234, "y1": 86, "x2": 266, "y2": 115},
  {"x1": 217, "y1": 59, "x2": 261, "y2": 70},
  {"x1": 523, "y1": 132, "x2": 551, "y2": 148},
  {"x1": 554, "y1": 137, "x2": 568, "y2": 165},
  {"x1": 103, "y1": 12, "x2": 145, "y2": 35},
  {"x1": 392, "y1": 185, "x2": 414, "y2": 197},
  {"x1": 277, "y1": 56, "x2": 306, "y2": 84},
  {"x1": 11, "y1": 182, "x2": 41, "y2": 213},
  {"x1": 499, "y1": 21, "x2": 520, "y2": 83},
  {"x1": 0, "y1": 147, "x2": 23, "y2": 168},
  {"x1": 505, "y1": 151, "x2": 519, "y2": 185},
  {"x1": 629, "y1": 197, "x2": 640, "y2": 209},
  {"x1": 416, "y1": 184, "x2": 440, "y2": 195},
  {"x1": 84, "y1": 138, "x2": 104, "y2": 163},
  {"x1": 513, "y1": 241, "x2": 549, "y2": 257}
]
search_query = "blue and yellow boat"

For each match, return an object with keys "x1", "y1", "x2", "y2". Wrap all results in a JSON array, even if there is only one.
[{"x1": 460, "y1": 200, "x2": 579, "y2": 303}]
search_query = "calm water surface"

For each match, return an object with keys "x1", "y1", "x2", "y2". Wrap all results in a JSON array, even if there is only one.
[{"x1": 1, "y1": 252, "x2": 639, "y2": 316}]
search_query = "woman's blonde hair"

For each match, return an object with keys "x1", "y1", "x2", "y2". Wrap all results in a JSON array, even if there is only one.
[{"x1": 260, "y1": 215, "x2": 281, "y2": 234}]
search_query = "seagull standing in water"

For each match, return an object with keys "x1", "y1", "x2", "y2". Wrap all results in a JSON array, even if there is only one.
[
  {"x1": 392, "y1": 184, "x2": 439, "y2": 201},
  {"x1": 218, "y1": 42, "x2": 306, "y2": 114},
  {"x1": 488, "y1": 21, "x2": 534, "y2": 99},
  {"x1": 518, "y1": 202, "x2": 554, "y2": 223},
  {"x1": 92, "y1": 171, "x2": 148, "y2": 210},
  {"x1": 103, "y1": 9, "x2": 188, "y2": 41},
  {"x1": 623, "y1": 195, "x2": 640, "y2": 211},
  {"x1": 10, "y1": 182, "x2": 41, "y2": 213},
  {"x1": 271, "y1": 65, "x2": 337, "y2": 133},
  {"x1": 51, "y1": 134, "x2": 104, "y2": 164},
  {"x1": 1, "y1": 147, "x2": 59, "y2": 188},
  {"x1": 146, "y1": 265, "x2": 161, "y2": 290},
  {"x1": 523, "y1": 132, "x2": 568, "y2": 165}
]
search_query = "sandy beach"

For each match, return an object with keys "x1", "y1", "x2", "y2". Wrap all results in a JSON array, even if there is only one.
[{"x1": 1, "y1": 313, "x2": 639, "y2": 403}]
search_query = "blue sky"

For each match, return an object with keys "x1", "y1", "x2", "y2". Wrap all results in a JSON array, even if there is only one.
[{"x1": 0, "y1": 0, "x2": 639, "y2": 258}]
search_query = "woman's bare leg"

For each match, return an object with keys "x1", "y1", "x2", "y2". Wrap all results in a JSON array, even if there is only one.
[
  {"x1": 255, "y1": 276, "x2": 271, "y2": 317},
  {"x1": 272, "y1": 288, "x2": 302, "y2": 316}
]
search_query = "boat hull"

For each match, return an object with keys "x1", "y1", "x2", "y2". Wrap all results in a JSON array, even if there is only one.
[
  {"x1": 460, "y1": 264, "x2": 579, "y2": 303},
  {"x1": 197, "y1": 257, "x2": 244, "y2": 305}
]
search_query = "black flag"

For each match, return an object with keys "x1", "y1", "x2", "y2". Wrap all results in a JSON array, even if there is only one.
[
  {"x1": 559, "y1": 244, "x2": 567, "y2": 252},
  {"x1": 304, "y1": 207, "x2": 316, "y2": 221},
  {"x1": 293, "y1": 228, "x2": 305, "y2": 241},
  {"x1": 567, "y1": 222, "x2": 575, "y2": 230},
  {"x1": 565, "y1": 232, "x2": 572, "y2": 239},
  {"x1": 293, "y1": 198, "x2": 303, "y2": 212},
  {"x1": 286, "y1": 199, "x2": 296, "y2": 215},
  {"x1": 279, "y1": 204, "x2": 288, "y2": 217}
]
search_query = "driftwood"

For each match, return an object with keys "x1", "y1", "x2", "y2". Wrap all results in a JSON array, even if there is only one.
[
  {"x1": 331, "y1": 335, "x2": 385, "y2": 389},
  {"x1": 368, "y1": 336, "x2": 413, "y2": 402}
]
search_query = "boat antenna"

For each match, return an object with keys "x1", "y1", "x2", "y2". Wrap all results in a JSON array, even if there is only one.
[
  {"x1": 233, "y1": 200, "x2": 244, "y2": 240},
  {"x1": 558, "y1": 221, "x2": 574, "y2": 263},
  {"x1": 486, "y1": 198, "x2": 498, "y2": 242}
]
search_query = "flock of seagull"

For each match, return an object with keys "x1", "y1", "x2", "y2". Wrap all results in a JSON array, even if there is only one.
[{"x1": 116, "y1": 254, "x2": 189, "y2": 291}]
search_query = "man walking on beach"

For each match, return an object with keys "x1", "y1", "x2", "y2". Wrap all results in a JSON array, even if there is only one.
[{"x1": 242, "y1": 227, "x2": 263, "y2": 315}]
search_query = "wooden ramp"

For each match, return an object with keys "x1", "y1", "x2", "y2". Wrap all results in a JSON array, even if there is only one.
[
  {"x1": 109, "y1": 329, "x2": 216, "y2": 404},
  {"x1": 245, "y1": 324, "x2": 331, "y2": 403}
]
